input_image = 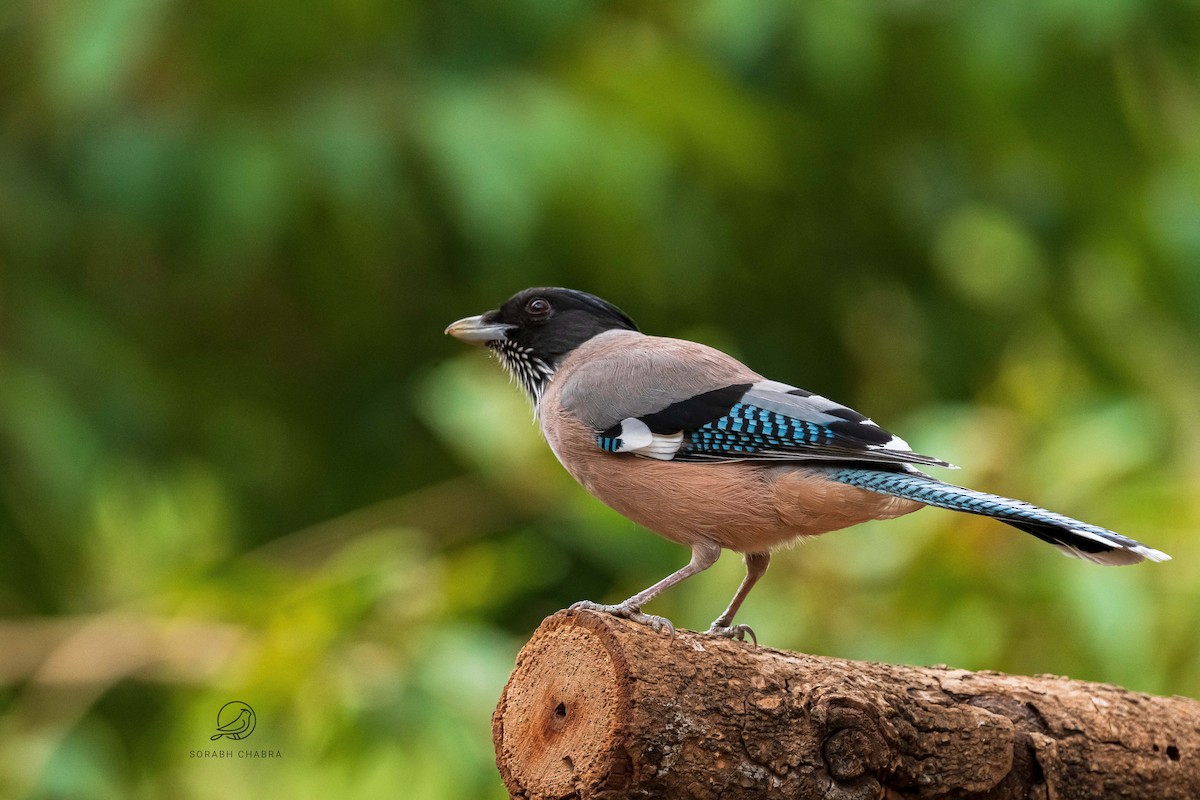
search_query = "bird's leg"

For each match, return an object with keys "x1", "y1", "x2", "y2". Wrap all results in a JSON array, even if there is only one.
[
  {"x1": 705, "y1": 551, "x2": 770, "y2": 643},
  {"x1": 571, "y1": 541, "x2": 721, "y2": 638}
]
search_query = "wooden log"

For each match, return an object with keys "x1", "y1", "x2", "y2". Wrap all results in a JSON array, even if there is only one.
[{"x1": 492, "y1": 609, "x2": 1200, "y2": 799}]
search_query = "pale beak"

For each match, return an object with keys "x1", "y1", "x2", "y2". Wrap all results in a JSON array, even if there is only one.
[{"x1": 444, "y1": 314, "x2": 514, "y2": 345}]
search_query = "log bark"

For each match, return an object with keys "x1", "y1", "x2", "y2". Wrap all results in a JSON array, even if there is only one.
[{"x1": 492, "y1": 609, "x2": 1200, "y2": 800}]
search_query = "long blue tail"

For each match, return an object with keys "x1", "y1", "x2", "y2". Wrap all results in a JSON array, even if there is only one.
[{"x1": 827, "y1": 468, "x2": 1170, "y2": 566}]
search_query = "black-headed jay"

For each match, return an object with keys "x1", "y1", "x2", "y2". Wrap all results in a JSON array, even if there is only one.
[{"x1": 446, "y1": 287, "x2": 1170, "y2": 641}]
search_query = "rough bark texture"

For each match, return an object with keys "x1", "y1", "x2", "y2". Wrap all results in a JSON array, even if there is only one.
[{"x1": 492, "y1": 610, "x2": 1200, "y2": 800}]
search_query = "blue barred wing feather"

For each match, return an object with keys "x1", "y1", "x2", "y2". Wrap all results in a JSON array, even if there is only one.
[{"x1": 595, "y1": 381, "x2": 954, "y2": 470}]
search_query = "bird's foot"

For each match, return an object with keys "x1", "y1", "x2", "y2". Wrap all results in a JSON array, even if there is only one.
[
  {"x1": 705, "y1": 622, "x2": 757, "y2": 645},
  {"x1": 570, "y1": 600, "x2": 676, "y2": 638}
]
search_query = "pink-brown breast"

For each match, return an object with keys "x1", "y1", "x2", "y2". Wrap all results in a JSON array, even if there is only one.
[{"x1": 539, "y1": 339, "x2": 922, "y2": 553}]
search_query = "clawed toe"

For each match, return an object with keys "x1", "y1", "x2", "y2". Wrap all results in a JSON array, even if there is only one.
[
  {"x1": 627, "y1": 611, "x2": 675, "y2": 638},
  {"x1": 569, "y1": 601, "x2": 676, "y2": 638},
  {"x1": 569, "y1": 600, "x2": 612, "y2": 614},
  {"x1": 705, "y1": 623, "x2": 757, "y2": 645}
]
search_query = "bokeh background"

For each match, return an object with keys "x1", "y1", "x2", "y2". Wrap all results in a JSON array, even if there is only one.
[{"x1": 2, "y1": 1, "x2": 1200, "y2": 797}]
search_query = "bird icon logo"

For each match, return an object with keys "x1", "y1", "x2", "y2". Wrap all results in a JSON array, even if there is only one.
[{"x1": 210, "y1": 701, "x2": 256, "y2": 741}]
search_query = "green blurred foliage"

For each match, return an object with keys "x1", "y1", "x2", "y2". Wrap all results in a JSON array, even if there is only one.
[{"x1": 2, "y1": 0, "x2": 1200, "y2": 797}]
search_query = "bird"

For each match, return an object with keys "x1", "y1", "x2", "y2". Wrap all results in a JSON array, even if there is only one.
[
  {"x1": 210, "y1": 709, "x2": 254, "y2": 741},
  {"x1": 445, "y1": 287, "x2": 1170, "y2": 641}
]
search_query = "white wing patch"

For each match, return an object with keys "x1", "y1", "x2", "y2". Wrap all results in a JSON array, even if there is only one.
[
  {"x1": 609, "y1": 417, "x2": 683, "y2": 460},
  {"x1": 611, "y1": 417, "x2": 653, "y2": 450}
]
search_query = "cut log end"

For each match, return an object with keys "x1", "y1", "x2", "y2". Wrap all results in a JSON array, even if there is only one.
[
  {"x1": 493, "y1": 610, "x2": 1200, "y2": 800},
  {"x1": 492, "y1": 612, "x2": 633, "y2": 797}
]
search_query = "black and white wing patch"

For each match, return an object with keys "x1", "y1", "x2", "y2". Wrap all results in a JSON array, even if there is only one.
[{"x1": 595, "y1": 380, "x2": 955, "y2": 469}]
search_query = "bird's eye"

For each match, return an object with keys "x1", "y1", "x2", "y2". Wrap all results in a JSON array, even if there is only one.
[{"x1": 525, "y1": 298, "x2": 551, "y2": 317}]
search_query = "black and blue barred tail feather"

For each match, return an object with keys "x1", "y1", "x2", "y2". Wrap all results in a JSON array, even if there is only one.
[{"x1": 827, "y1": 468, "x2": 1170, "y2": 566}]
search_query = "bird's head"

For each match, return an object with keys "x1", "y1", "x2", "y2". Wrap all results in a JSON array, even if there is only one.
[{"x1": 445, "y1": 287, "x2": 638, "y2": 404}]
